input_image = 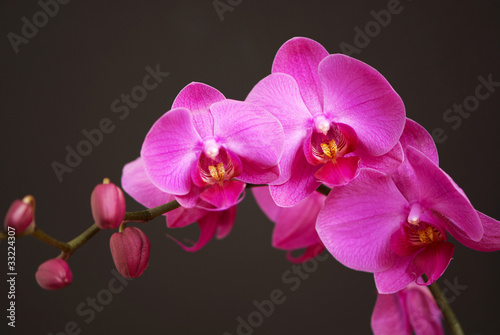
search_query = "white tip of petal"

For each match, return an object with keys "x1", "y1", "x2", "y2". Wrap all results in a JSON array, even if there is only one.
[
  {"x1": 203, "y1": 139, "x2": 219, "y2": 159},
  {"x1": 314, "y1": 114, "x2": 330, "y2": 135},
  {"x1": 407, "y1": 203, "x2": 423, "y2": 225}
]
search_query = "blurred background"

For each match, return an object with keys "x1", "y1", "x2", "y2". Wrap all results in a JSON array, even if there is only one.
[{"x1": 1, "y1": 0, "x2": 499, "y2": 334}]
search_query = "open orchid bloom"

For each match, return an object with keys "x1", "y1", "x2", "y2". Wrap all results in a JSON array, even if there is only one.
[
  {"x1": 141, "y1": 82, "x2": 284, "y2": 210},
  {"x1": 122, "y1": 157, "x2": 236, "y2": 252},
  {"x1": 252, "y1": 186, "x2": 325, "y2": 263},
  {"x1": 371, "y1": 283, "x2": 443, "y2": 335},
  {"x1": 246, "y1": 37, "x2": 405, "y2": 206},
  {"x1": 316, "y1": 119, "x2": 500, "y2": 293}
]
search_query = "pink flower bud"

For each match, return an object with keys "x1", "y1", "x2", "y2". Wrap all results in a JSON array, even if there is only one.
[
  {"x1": 35, "y1": 259, "x2": 73, "y2": 290},
  {"x1": 110, "y1": 227, "x2": 150, "y2": 278},
  {"x1": 91, "y1": 178, "x2": 126, "y2": 229},
  {"x1": 4, "y1": 196, "x2": 35, "y2": 233}
]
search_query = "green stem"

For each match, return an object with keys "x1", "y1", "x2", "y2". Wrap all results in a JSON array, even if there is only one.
[
  {"x1": 428, "y1": 281, "x2": 465, "y2": 335},
  {"x1": 67, "y1": 223, "x2": 101, "y2": 252},
  {"x1": 31, "y1": 227, "x2": 71, "y2": 253},
  {"x1": 1, "y1": 199, "x2": 182, "y2": 255},
  {"x1": 124, "y1": 200, "x2": 180, "y2": 222},
  {"x1": 1, "y1": 183, "x2": 324, "y2": 255}
]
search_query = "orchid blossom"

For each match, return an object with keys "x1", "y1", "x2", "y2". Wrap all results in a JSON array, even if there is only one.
[
  {"x1": 246, "y1": 37, "x2": 405, "y2": 206},
  {"x1": 141, "y1": 82, "x2": 284, "y2": 210},
  {"x1": 316, "y1": 119, "x2": 500, "y2": 293}
]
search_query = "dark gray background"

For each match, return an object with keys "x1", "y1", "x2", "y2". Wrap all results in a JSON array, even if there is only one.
[{"x1": 1, "y1": 0, "x2": 499, "y2": 334}]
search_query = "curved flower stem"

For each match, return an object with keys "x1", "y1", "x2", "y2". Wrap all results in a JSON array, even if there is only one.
[
  {"x1": 0, "y1": 199, "x2": 181, "y2": 255},
  {"x1": 31, "y1": 227, "x2": 71, "y2": 253},
  {"x1": 428, "y1": 281, "x2": 465, "y2": 335},
  {"x1": 67, "y1": 223, "x2": 101, "y2": 252},
  {"x1": 124, "y1": 200, "x2": 180, "y2": 222}
]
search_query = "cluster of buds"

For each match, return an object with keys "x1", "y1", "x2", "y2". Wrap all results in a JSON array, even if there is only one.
[{"x1": 3, "y1": 178, "x2": 151, "y2": 290}]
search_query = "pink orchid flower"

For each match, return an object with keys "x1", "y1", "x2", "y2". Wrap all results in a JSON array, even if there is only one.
[
  {"x1": 316, "y1": 119, "x2": 500, "y2": 293},
  {"x1": 141, "y1": 82, "x2": 284, "y2": 210},
  {"x1": 371, "y1": 283, "x2": 443, "y2": 335},
  {"x1": 246, "y1": 37, "x2": 405, "y2": 206},
  {"x1": 252, "y1": 186, "x2": 325, "y2": 263},
  {"x1": 122, "y1": 157, "x2": 236, "y2": 251}
]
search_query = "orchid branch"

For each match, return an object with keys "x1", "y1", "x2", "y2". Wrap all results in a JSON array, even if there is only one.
[
  {"x1": 0, "y1": 199, "x2": 182, "y2": 254},
  {"x1": 428, "y1": 280, "x2": 465, "y2": 335}
]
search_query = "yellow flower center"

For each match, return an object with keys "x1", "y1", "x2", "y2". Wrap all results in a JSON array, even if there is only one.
[
  {"x1": 320, "y1": 139, "x2": 338, "y2": 160},
  {"x1": 208, "y1": 163, "x2": 225, "y2": 182},
  {"x1": 418, "y1": 226, "x2": 442, "y2": 244}
]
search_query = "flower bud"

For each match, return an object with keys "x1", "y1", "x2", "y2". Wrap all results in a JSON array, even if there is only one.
[
  {"x1": 35, "y1": 259, "x2": 73, "y2": 290},
  {"x1": 110, "y1": 227, "x2": 150, "y2": 278},
  {"x1": 91, "y1": 178, "x2": 126, "y2": 229},
  {"x1": 4, "y1": 195, "x2": 35, "y2": 233}
]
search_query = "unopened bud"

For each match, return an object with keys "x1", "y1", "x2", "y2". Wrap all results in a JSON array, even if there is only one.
[
  {"x1": 91, "y1": 178, "x2": 126, "y2": 229},
  {"x1": 4, "y1": 195, "x2": 35, "y2": 233},
  {"x1": 35, "y1": 258, "x2": 73, "y2": 290},
  {"x1": 110, "y1": 227, "x2": 150, "y2": 279}
]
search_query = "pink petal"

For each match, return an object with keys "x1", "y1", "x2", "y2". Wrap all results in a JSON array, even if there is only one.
[
  {"x1": 237, "y1": 156, "x2": 280, "y2": 185},
  {"x1": 167, "y1": 217, "x2": 218, "y2": 252},
  {"x1": 253, "y1": 186, "x2": 325, "y2": 261},
  {"x1": 374, "y1": 255, "x2": 421, "y2": 294},
  {"x1": 316, "y1": 169, "x2": 408, "y2": 272},
  {"x1": 405, "y1": 285, "x2": 444, "y2": 335},
  {"x1": 405, "y1": 147, "x2": 483, "y2": 241},
  {"x1": 272, "y1": 191, "x2": 325, "y2": 250},
  {"x1": 414, "y1": 242, "x2": 454, "y2": 285},
  {"x1": 399, "y1": 118, "x2": 439, "y2": 165},
  {"x1": 166, "y1": 206, "x2": 208, "y2": 228},
  {"x1": 314, "y1": 156, "x2": 360, "y2": 186},
  {"x1": 358, "y1": 142, "x2": 404, "y2": 174},
  {"x1": 371, "y1": 292, "x2": 412, "y2": 335},
  {"x1": 121, "y1": 157, "x2": 175, "y2": 209},
  {"x1": 141, "y1": 108, "x2": 202, "y2": 195},
  {"x1": 319, "y1": 54, "x2": 405, "y2": 156},
  {"x1": 286, "y1": 244, "x2": 325, "y2": 264},
  {"x1": 175, "y1": 187, "x2": 202, "y2": 208},
  {"x1": 447, "y1": 211, "x2": 500, "y2": 252},
  {"x1": 172, "y1": 82, "x2": 225, "y2": 140},
  {"x1": 251, "y1": 186, "x2": 281, "y2": 222},
  {"x1": 246, "y1": 73, "x2": 311, "y2": 184},
  {"x1": 215, "y1": 205, "x2": 237, "y2": 239},
  {"x1": 199, "y1": 180, "x2": 246, "y2": 210},
  {"x1": 210, "y1": 99, "x2": 284, "y2": 183},
  {"x1": 269, "y1": 149, "x2": 321, "y2": 207},
  {"x1": 272, "y1": 37, "x2": 329, "y2": 114},
  {"x1": 390, "y1": 225, "x2": 425, "y2": 257}
]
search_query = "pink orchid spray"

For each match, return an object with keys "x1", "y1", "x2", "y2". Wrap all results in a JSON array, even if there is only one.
[{"x1": 3, "y1": 36, "x2": 499, "y2": 335}]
